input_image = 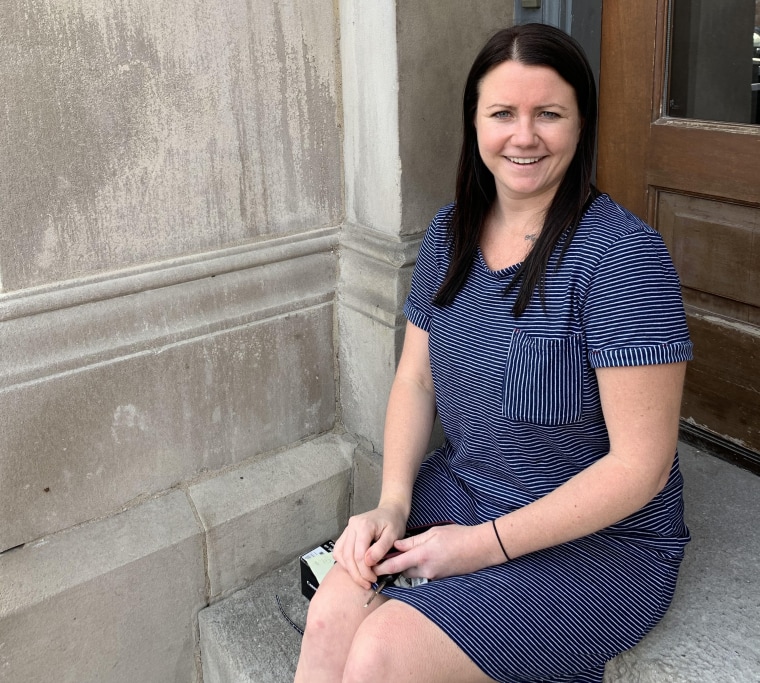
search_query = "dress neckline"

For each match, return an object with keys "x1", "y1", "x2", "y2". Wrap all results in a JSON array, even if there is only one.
[{"x1": 476, "y1": 247, "x2": 522, "y2": 279}]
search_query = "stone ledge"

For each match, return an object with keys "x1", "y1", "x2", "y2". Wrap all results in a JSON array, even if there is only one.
[
  {"x1": 1, "y1": 305, "x2": 336, "y2": 553},
  {"x1": 199, "y1": 558, "x2": 307, "y2": 683},
  {"x1": 0, "y1": 490, "x2": 206, "y2": 683},
  {"x1": 189, "y1": 432, "x2": 356, "y2": 602},
  {"x1": 0, "y1": 239, "x2": 337, "y2": 386},
  {"x1": 604, "y1": 443, "x2": 760, "y2": 682}
]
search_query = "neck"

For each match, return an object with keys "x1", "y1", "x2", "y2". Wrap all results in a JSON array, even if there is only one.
[
  {"x1": 491, "y1": 184, "x2": 557, "y2": 229},
  {"x1": 488, "y1": 202, "x2": 545, "y2": 240}
]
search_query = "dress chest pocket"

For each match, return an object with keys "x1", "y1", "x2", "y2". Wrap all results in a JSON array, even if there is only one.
[{"x1": 501, "y1": 330, "x2": 585, "y2": 425}]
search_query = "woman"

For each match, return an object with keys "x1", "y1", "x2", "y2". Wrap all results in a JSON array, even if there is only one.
[{"x1": 295, "y1": 23, "x2": 693, "y2": 683}]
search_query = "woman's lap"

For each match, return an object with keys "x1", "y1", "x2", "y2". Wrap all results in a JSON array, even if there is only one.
[
  {"x1": 300, "y1": 562, "x2": 495, "y2": 683},
  {"x1": 376, "y1": 452, "x2": 681, "y2": 682},
  {"x1": 301, "y1": 453, "x2": 682, "y2": 683}
]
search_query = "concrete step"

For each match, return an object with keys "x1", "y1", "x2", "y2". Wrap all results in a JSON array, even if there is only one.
[
  {"x1": 200, "y1": 443, "x2": 760, "y2": 683},
  {"x1": 199, "y1": 557, "x2": 307, "y2": 683}
]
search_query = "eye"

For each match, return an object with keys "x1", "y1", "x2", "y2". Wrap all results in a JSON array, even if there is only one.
[
  {"x1": 538, "y1": 111, "x2": 561, "y2": 120},
  {"x1": 492, "y1": 110, "x2": 513, "y2": 119}
]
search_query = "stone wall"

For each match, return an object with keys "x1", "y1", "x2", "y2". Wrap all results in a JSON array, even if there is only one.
[
  {"x1": 0, "y1": 0, "x2": 514, "y2": 680},
  {"x1": 1, "y1": 0, "x2": 342, "y2": 289},
  {"x1": 1, "y1": 1, "x2": 343, "y2": 680}
]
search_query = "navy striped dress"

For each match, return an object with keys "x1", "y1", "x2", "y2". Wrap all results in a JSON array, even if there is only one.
[{"x1": 381, "y1": 194, "x2": 694, "y2": 683}]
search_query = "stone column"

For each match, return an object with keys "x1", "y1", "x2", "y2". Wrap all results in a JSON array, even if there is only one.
[{"x1": 338, "y1": 0, "x2": 514, "y2": 506}]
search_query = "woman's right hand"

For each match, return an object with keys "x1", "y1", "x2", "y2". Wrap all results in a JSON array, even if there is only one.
[{"x1": 332, "y1": 505, "x2": 407, "y2": 589}]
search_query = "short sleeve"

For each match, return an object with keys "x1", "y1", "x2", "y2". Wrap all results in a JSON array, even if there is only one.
[
  {"x1": 403, "y1": 206, "x2": 452, "y2": 331},
  {"x1": 583, "y1": 226, "x2": 693, "y2": 368}
]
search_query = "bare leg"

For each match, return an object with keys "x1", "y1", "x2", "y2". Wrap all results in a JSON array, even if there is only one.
[
  {"x1": 294, "y1": 563, "x2": 388, "y2": 683},
  {"x1": 295, "y1": 563, "x2": 496, "y2": 683},
  {"x1": 343, "y1": 600, "x2": 497, "y2": 683}
]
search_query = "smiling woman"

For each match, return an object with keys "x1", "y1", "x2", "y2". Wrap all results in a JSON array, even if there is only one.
[
  {"x1": 296, "y1": 23, "x2": 693, "y2": 683},
  {"x1": 475, "y1": 61, "x2": 582, "y2": 271}
]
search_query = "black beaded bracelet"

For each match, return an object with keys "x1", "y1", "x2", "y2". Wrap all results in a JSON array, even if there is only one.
[{"x1": 492, "y1": 519, "x2": 511, "y2": 562}]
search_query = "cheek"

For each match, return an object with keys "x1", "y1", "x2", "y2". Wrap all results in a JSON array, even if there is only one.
[
  {"x1": 476, "y1": 125, "x2": 501, "y2": 153},
  {"x1": 557, "y1": 127, "x2": 581, "y2": 157}
]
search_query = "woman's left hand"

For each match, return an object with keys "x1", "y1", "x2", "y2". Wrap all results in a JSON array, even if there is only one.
[{"x1": 372, "y1": 522, "x2": 505, "y2": 580}]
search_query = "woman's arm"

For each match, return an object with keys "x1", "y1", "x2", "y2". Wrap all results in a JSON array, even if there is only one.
[
  {"x1": 332, "y1": 320, "x2": 437, "y2": 588},
  {"x1": 378, "y1": 321, "x2": 437, "y2": 521},
  {"x1": 494, "y1": 361, "x2": 686, "y2": 559},
  {"x1": 378, "y1": 360, "x2": 687, "y2": 578}
]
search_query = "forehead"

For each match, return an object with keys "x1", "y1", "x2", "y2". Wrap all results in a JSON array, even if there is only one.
[{"x1": 477, "y1": 61, "x2": 577, "y2": 107}]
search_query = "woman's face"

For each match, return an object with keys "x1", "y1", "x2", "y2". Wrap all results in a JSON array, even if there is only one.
[{"x1": 474, "y1": 60, "x2": 581, "y2": 206}]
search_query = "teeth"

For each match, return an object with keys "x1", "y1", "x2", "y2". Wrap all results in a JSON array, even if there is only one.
[{"x1": 508, "y1": 157, "x2": 541, "y2": 164}]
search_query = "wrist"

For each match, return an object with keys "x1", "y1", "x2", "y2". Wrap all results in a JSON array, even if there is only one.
[
  {"x1": 473, "y1": 521, "x2": 507, "y2": 568},
  {"x1": 376, "y1": 494, "x2": 411, "y2": 522},
  {"x1": 477, "y1": 518, "x2": 512, "y2": 567},
  {"x1": 491, "y1": 518, "x2": 511, "y2": 562}
]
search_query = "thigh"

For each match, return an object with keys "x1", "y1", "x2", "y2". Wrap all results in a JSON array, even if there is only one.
[{"x1": 343, "y1": 600, "x2": 497, "y2": 683}]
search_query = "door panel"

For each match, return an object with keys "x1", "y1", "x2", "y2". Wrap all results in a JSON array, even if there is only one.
[
  {"x1": 682, "y1": 313, "x2": 759, "y2": 449},
  {"x1": 648, "y1": 124, "x2": 760, "y2": 203},
  {"x1": 597, "y1": 0, "x2": 760, "y2": 455},
  {"x1": 658, "y1": 192, "x2": 759, "y2": 310}
]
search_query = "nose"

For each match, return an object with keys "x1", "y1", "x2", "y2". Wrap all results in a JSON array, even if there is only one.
[{"x1": 511, "y1": 116, "x2": 537, "y2": 147}]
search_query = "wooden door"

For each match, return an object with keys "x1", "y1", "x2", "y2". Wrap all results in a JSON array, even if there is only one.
[{"x1": 597, "y1": 0, "x2": 760, "y2": 467}]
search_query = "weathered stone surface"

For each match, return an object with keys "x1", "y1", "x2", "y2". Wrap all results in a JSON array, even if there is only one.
[
  {"x1": 338, "y1": 303, "x2": 404, "y2": 451},
  {"x1": 604, "y1": 443, "x2": 760, "y2": 682},
  {"x1": 396, "y1": 0, "x2": 515, "y2": 235},
  {"x1": 189, "y1": 433, "x2": 355, "y2": 602},
  {"x1": 337, "y1": 225, "x2": 417, "y2": 449},
  {"x1": 0, "y1": 0, "x2": 341, "y2": 291},
  {"x1": 0, "y1": 490, "x2": 206, "y2": 683},
  {"x1": 0, "y1": 293, "x2": 336, "y2": 552},
  {"x1": 341, "y1": 0, "x2": 402, "y2": 236}
]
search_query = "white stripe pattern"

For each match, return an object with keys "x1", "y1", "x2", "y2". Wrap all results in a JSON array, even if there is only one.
[{"x1": 382, "y1": 195, "x2": 694, "y2": 682}]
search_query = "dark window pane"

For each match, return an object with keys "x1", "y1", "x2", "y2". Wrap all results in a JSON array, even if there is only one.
[{"x1": 667, "y1": 0, "x2": 760, "y2": 124}]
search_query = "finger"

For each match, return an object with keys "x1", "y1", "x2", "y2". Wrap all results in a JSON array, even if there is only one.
[
  {"x1": 364, "y1": 530, "x2": 398, "y2": 567},
  {"x1": 374, "y1": 544, "x2": 419, "y2": 577},
  {"x1": 391, "y1": 536, "x2": 415, "y2": 552},
  {"x1": 339, "y1": 522, "x2": 377, "y2": 587},
  {"x1": 352, "y1": 527, "x2": 383, "y2": 584},
  {"x1": 353, "y1": 553, "x2": 377, "y2": 587},
  {"x1": 332, "y1": 531, "x2": 346, "y2": 562},
  {"x1": 334, "y1": 528, "x2": 372, "y2": 589},
  {"x1": 386, "y1": 529, "x2": 431, "y2": 557}
]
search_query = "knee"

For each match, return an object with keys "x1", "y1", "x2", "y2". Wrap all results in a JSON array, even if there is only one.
[
  {"x1": 342, "y1": 618, "x2": 396, "y2": 683},
  {"x1": 301, "y1": 563, "x2": 366, "y2": 651},
  {"x1": 342, "y1": 638, "x2": 387, "y2": 683}
]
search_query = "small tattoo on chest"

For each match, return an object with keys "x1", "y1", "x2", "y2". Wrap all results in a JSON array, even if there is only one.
[{"x1": 524, "y1": 233, "x2": 537, "y2": 243}]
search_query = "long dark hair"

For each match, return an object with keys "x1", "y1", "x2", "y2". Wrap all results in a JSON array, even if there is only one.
[{"x1": 433, "y1": 23, "x2": 599, "y2": 317}]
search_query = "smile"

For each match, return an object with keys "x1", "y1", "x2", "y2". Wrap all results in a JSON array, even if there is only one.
[{"x1": 506, "y1": 156, "x2": 543, "y2": 165}]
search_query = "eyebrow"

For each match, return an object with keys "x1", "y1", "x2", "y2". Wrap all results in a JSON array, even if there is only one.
[{"x1": 484, "y1": 103, "x2": 570, "y2": 111}]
